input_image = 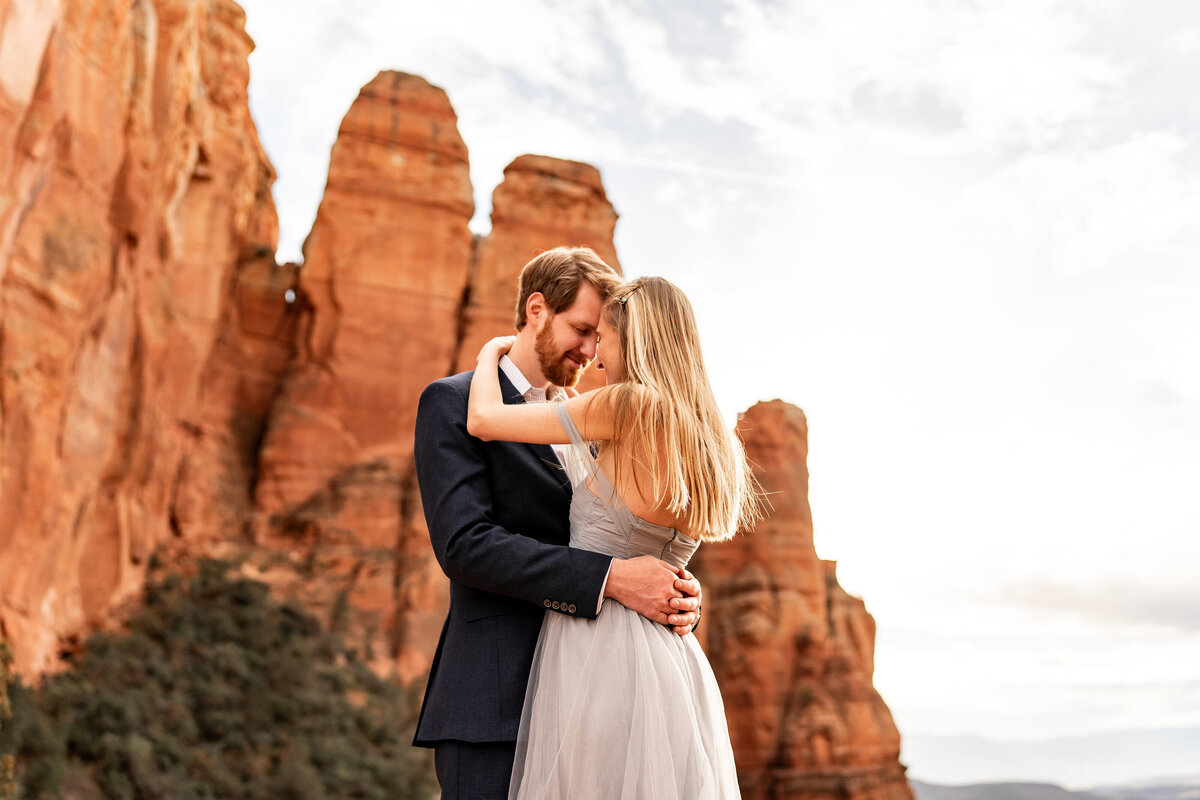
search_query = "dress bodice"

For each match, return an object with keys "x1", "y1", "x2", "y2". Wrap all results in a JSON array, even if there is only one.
[{"x1": 553, "y1": 404, "x2": 699, "y2": 570}]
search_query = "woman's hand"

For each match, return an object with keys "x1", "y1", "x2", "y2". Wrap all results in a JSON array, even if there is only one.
[
  {"x1": 668, "y1": 567, "x2": 702, "y2": 636},
  {"x1": 476, "y1": 335, "x2": 516, "y2": 365}
]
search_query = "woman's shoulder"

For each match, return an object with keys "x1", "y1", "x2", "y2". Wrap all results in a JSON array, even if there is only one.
[{"x1": 600, "y1": 381, "x2": 660, "y2": 409}]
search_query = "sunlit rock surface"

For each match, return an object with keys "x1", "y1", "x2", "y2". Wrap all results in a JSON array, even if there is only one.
[{"x1": 0, "y1": 0, "x2": 278, "y2": 675}]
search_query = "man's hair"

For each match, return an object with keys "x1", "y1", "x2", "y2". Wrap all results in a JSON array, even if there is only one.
[{"x1": 514, "y1": 247, "x2": 621, "y2": 330}]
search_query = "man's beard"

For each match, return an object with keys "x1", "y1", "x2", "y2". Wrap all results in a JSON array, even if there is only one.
[{"x1": 535, "y1": 321, "x2": 588, "y2": 388}]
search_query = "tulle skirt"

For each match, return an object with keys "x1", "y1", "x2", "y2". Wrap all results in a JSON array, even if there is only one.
[{"x1": 508, "y1": 599, "x2": 741, "y2": 799}]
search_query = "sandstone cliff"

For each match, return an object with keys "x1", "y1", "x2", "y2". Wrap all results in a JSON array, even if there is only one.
[
  {"x1": 693, "y1": 400, "x2": 912, "y2": 800},
  {"x1": 0, "y1": 0, "x2": 279, "y2": 675}
]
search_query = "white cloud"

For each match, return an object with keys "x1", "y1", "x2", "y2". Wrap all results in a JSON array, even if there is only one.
[
  {"x1": 995, "y1": 577, "x2": 1200, "y2": 633},
  {"x1": 1165, "y1": 26, "x2": 1200, "y2": 56},
  {"x1": 876, "y1": 601, "x2": 1200, "y2": 741},
  {"x1": 712, "y1": 0, "x2": 1127, "y2": 155},
  {"x1": 976, "y1": 130, "x2": 1200, "y2": 278}
]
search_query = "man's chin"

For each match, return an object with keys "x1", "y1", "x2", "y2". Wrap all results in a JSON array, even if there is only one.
[
  {"x1": 560, "y1": 369, "x2": 584, "y2": 389},
  {"x1": 548, "y1": 363, "x2": 584, "y2": 389}
]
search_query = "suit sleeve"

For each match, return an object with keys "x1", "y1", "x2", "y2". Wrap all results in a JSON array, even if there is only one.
[{"x1": 414, "y1": 378, "x2": 612, "y2": 618}]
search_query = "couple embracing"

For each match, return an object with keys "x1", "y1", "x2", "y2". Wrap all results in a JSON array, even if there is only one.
[{"x1": 413, "y1": 247, "x2": 763, "y2": 799}]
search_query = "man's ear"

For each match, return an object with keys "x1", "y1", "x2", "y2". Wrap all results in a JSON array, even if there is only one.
[{"x1": 526, "y1": 291, "x2": 547, "y2": 324}]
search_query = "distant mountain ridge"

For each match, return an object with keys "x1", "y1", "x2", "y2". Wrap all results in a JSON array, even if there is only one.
[
  {"x1": 1090, "y1": 779, "x2": 1200, "y2": 800},
  {"x1": 911, "y1": 780, "x2": 1099, "y2": 800},
  {"x1": 912, "y1": 777, "x2": 1200, "y2": 800}
]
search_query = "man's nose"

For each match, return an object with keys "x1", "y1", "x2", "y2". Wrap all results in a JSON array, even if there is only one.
[{"x1": 580, "y1": 337, "x2": 598, "y2": 360}]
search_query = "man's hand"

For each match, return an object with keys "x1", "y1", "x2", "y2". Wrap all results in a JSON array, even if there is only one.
[
  {"x1": 604, "y1": 556, "x2": 683, "y2": 624},
  {"x1": 605, "y1": 558, "x2": 702, "y2": 637},
  {"x1": 668, "y1": 568, "x2": 701, "y2": 636}
]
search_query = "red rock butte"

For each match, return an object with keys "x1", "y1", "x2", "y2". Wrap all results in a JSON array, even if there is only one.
[{"x1": 0, "y1": 2, "x2": 912, "y2": 797}]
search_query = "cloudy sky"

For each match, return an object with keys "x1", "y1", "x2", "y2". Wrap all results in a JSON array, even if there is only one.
[{"x1": 238, "y1": 0, "x2": 1200, "y2": 784}]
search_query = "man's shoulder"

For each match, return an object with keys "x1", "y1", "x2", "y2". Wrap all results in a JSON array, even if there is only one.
[
  {"x1": 416, "y1": 372, "x2": 472, "y2": 423},
  {"x1": 425, "y1": 369, "x2": 475, "y2": 394},
  {"x1": 419, "y1": 366, "x2": 518, "y2": 416}
]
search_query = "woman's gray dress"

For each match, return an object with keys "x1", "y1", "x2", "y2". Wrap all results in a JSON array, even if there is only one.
[{"x1": 508, "y1": 403, "x2": 741, "y2": 799}]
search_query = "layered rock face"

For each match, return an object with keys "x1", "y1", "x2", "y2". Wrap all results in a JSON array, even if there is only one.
[
  {"x1": 254, "y1": 71, "x2": 475, "y2": 530},
  {"x1": 692, "y1": 401, "x2": 912, "y2": 800},
  {"x1": 0, "y1": 0, "x2": 280, "y2": 675}
]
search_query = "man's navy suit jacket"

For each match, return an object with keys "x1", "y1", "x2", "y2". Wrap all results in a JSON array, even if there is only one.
[{"x1": 411, "y1": 368, "x2": 612, "y2": 746}]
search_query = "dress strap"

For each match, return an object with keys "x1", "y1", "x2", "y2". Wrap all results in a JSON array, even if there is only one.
[
  {"x1": 552, "y1": 402, "x2": 598, "y2": 488},
  {"x1": 553, "y1": 402, "x2": 588, "y2": 447}
]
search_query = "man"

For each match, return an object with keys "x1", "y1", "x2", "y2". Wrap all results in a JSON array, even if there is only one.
[{"x1": 412, "y1": 247, "x2": 702, "y2": 799}]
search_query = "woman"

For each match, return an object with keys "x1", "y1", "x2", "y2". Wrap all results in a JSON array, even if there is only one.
[{"x1": 468, "y1": 277, "x2": 763, "y2": 799}]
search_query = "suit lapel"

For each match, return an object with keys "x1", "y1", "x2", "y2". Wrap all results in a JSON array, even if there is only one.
[{"x1": 498, "y1": 368, "x2": 570, "y2": 489}]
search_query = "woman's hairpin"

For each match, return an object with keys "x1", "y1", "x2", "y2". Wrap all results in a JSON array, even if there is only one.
[{"x1": 615, "y1": 283, "x2": 644, "y2": 306}]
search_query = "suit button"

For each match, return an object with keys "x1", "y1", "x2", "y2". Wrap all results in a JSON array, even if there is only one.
[
  {"x1": 551, "y1": 601, "x2": 561, "y2": 610},
  {"x1": 543, "y1": 599, "x2": 551, "y2": 608},
  {"x1": 567, "y1": 604, "x2": 577, "y2": 614}
]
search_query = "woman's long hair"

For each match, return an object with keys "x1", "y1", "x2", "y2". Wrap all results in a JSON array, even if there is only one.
[{"x1": 598, "y1": 277, "x2": 764, "y2": 541}]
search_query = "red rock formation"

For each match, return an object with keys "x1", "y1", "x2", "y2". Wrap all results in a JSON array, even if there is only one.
[
  {"x1": 0, "y1": 0, "x2": 278, "y2": 676},
  {"x1": 456, "y1": 155, "x2": 622, "y2": 393},
  {"x1": 254, "y1": 71, "x2": 474, "y2": 525},
  {"x1": 170, "y1": 254, "x2": 300, "y2": 541},
  {"x1": 691, "y1": 400, "x2": 912, "y2": 800}
]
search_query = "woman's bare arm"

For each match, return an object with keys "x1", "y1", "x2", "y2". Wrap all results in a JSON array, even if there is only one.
[{"x1": 467, "y1": 336, "x2": 615, "y2": 444}]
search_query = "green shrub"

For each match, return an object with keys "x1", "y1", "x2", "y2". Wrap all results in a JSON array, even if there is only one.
[
  {"x1": 2, "y1": 641, "x2": 17, "y2": 798},
  {"x1": 0, "y1": 558, "x2": 436, "y2": 800}
]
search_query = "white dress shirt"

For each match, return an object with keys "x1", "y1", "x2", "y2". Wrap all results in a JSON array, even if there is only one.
[{"x1": 498, "y1": 355, "x2": 571, "y2": 466}]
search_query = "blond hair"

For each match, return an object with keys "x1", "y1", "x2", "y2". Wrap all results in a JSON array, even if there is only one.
[
  {"x1": 513, "y1": 247, "x2": 621, "y2": 330},
  {"x1": 599, "y1": 278, "x2": 764, "y2": 541}
]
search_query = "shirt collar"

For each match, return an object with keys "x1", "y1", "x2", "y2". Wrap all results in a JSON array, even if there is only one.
[{"x1": 499, "y1": 355, "x2": 568, "y2": 404}]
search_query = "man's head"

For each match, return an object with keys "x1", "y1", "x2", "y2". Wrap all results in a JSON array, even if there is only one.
[{"x1": 514, "y1": 247, "x2": 620, "y2": 388}]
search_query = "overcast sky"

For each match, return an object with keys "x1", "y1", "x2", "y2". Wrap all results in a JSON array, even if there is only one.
[{"x1": 239, "y1": 0, "x2": 1200, "y2": 784}]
